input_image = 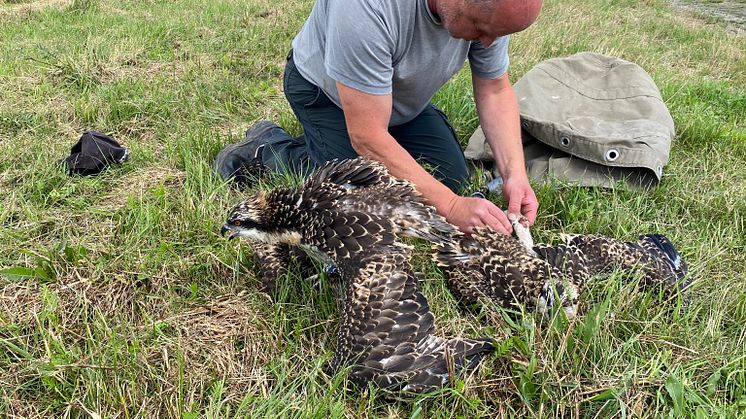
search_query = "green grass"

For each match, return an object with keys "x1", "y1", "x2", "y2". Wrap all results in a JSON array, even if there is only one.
[{"x1": 1, "y1": 0, "x2": 745, "y2": 417}]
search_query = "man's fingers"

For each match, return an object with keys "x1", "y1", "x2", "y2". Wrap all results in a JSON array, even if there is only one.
[
  {"x1": 485, "y1": 203, "x2": 513, "y2": 235},
  {"x1": 507, "y1": 199, "x2": 522, "y2": 219},
  {"x1": 508, "y1": 193, "x2": 538, "y2": 226},
  {"x1": 522, "y1": 200, "x2": 538, "y2": 225},
  {"x1": 502, "y1": 176, "x2": 539, "y2": 226}
]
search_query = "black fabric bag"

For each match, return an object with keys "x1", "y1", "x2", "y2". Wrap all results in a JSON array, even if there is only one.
[{"x1": 63, "y1": 131, "x2": 129, "y2": 176}]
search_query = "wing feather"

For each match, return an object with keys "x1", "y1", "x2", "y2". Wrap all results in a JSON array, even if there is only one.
[{"x1": 331, "y1": 247, "x2": 494, "y2": 393}]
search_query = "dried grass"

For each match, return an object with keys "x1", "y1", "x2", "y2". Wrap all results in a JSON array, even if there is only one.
[
  {"x1": 0, "y1": 277, "x2": 140, "y2": 332},
  {"x1": 93, "y1": 166, "x2": 186, "y2": 212},
  {"x1": 142, "y1": 293, "x2": 279, "y2": 400},
  {"x1": 0, "y1": 0, "x2": 72, "y2": 16}
]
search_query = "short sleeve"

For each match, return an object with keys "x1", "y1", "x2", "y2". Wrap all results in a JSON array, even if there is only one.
[
  {"x1": 468, "y1": 36, "x2": 510, "y2": 79},
  {"x1": 325, "y1": 0, "x2": 394, "y2": 95}
]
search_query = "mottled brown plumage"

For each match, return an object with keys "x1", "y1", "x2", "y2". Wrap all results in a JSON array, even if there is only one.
[
  {"x1": 301, "y1": 158, "x2": 457, "y2": 244},
  {"x1": 221, "y1": 157, "x2": 493, "y2": 393},
  {"x1": 558, "y1": 233, "x2": 691, "y2": 295},
  {"x1": 435, "y1": 221, "x2": 691, "y2": 319},
  {"x1": 435, "y1": 226, "x2": 587, "y2": 319},
  {"x1": 331, "y1": 244, "x2": 493, "y2": 393},
  {"x1": 251, "y1": 242, "x2": 322, "y2": 295}
]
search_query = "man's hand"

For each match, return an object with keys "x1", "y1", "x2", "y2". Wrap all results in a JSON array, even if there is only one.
[
  {"x1": 445, "y1": 195, "x2": 513, "y2": 235},
  {"x1": 473, "y1": 73, "x2": 539, "y2": 228},
  {"x1": 502, "y1": 175, "x2": 538, "y2": 225}
]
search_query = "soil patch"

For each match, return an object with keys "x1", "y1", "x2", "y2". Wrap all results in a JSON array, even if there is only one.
[{"x1": 672, "y1": 0, "x2": 746, "y2": 34}]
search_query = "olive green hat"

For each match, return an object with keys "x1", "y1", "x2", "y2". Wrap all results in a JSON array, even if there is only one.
[{"x1": 465, "y1": 52, "x2": 674, "y2": 189}]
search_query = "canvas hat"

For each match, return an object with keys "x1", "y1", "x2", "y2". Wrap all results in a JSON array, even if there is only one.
[
  {"x1": 464, "y1": 52, "x2": 675, "y2": 189},
  {"x1": 63, "y1": 131, "x2": 129, "y2": 176}
]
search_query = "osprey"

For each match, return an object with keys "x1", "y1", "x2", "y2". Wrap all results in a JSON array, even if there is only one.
[
  {"x1": 434, "y1": 216, "x2": 691, "y2": 319},
  {"x1": 221, "y1": 158, "x2": 492, "y2": 393},
  {"x1": 228, "y1": 157, "x2": 457, "y2": 295}
]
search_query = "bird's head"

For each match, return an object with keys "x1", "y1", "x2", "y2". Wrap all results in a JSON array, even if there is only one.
[{"x1": 220, "y1": 191, "x2": 302, "y2": 245}]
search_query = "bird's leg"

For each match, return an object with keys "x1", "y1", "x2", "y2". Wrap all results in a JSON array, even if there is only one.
[
  {"x1": 304, "y1": 263, "x2": 341, "y2": 290},
  {"x1": 506, "y1": 212, "x2": 537, "y2": 256}
]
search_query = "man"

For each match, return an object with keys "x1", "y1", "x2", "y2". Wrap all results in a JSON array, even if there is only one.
[{"x1": 214, "y1": 0, "x2": 542, "y2": 235}]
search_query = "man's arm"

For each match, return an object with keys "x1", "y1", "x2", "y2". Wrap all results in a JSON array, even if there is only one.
[
  {"x1": 472, "y1": 72, "x2": 538, "y2": 224},
  {"x1": 336, "y1": 81, "x2": 513, "y2": 235}
]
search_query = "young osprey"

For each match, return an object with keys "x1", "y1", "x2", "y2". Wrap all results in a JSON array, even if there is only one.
[
  {"x1": 434, "y1": 217, "x2": 691, "y2": 319},
  {"x1": 221, "y1": 158, "x2": 492, "y2": 393}
]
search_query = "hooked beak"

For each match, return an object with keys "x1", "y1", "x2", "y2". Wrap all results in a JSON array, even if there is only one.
[{"x1": 220, "y1": 223, "x2": 238, "y2": 240}]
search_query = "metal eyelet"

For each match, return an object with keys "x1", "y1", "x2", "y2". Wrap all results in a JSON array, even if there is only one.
[
  {"x1": 559, "y1": 136, "x2": 571, "y2": 147},
  {"x1": 605, "y1": 149, "x2": 620, "y2": 162}
]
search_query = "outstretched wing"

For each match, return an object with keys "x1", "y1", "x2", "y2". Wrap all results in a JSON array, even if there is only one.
[
  {"x1": 299, "y1": 158, "x2": 392, "y2": 209},
  {"x1": 532, "y1": 243, "x2": 591, "y2": 291},
  {"x1": 307, "y1": 157, "x2": 394, "y2": 189},
  {"x1": 331, "y1": 246, "x2": 494, "y2": 393},
  {"x1": 340, "y1": 184, "x2": 457, "y2": 245},
  {"x1": 304, "y1": 209, "x2": 396, "y2": 263},
  {"x1": 637, "y1": 234, "x2": 691, "y2": 291},
  {"x1": 303, "y1": 157, "x2": 456, "y2": 244},
  {"x1": 563, "y1": 233, "x2": 691, "y2": 293}
]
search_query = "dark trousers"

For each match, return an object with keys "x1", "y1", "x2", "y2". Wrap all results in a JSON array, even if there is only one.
[{"x1": 259, "y1": 52, "x2": 470, "y2": 192}]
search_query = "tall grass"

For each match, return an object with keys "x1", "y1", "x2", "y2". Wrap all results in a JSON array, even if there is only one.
[{"x1": 1, "y1": 0, "x2": 745, "y2": 417}]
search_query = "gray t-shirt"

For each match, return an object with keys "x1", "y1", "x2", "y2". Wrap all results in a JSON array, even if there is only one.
[{"x1": 291, "y1": 0, "x2": 510, "y2": 126}]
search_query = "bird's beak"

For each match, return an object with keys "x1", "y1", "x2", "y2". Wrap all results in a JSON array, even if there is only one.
[{"x1": 220, "y1": 224, "x2": 237, "y2": 240}]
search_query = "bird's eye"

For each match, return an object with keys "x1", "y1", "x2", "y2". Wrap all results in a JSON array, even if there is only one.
[{"x1": 233, "y1": 220, "x2": 241, "y2": 226}]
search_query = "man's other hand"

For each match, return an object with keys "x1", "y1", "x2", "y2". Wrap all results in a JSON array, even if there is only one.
[
  {"x1": 445, "y1": 195, "x2": 513, "y2": 235},
  {"x1": 503, "y1": 175, "x2": 538, "y2": 225}
]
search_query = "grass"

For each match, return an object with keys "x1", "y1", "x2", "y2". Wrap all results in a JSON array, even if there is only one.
[{"x1": 1, "y1": 0, "x2": 745, "y2": 417}]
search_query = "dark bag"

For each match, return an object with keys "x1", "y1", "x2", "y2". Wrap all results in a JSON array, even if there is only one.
[{"x1": 63, "y1": 131, "x2": 129, "y2": 176}]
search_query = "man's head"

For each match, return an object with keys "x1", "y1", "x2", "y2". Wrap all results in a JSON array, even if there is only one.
[{"x1": 431, "y1": 0, "x2": 543, "y2": 47}]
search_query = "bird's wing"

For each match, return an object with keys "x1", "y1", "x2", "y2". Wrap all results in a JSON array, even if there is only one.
[
  {"x1": 331, "y1": 246, "x2": 494, "y2": 393},
  {"x1": 302, "y1": 157, "x2": 457, "y2": 243},
  {"x1": 638, "y1": 234, "x2": 690, "y2": 290},
  {"x1": 533, "y1": 243, "x2": 591, "y2": 289},
  {"x1": 340, "y1": 184, "x2": 457, "y2": 244},
  {"x1": 561, "y1": 234, "x2": 636, "y2": 275},
  {"x1": 299, "y1": 158, "x2": 395, "y2": 212},
  {"x1": 304, "y1": 210, "x2": 396, "y2": 262},
  {"x1": 564, "y1": 233, "x2": 690, "y2": 293},
  {"x1": 307, "y1": 157, "x2": 394, "y2": 189}
]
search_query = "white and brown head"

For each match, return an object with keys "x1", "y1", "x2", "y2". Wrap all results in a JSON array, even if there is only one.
[{"x1": 220, "y1": 191, "x2": 302, "y2": 245}]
